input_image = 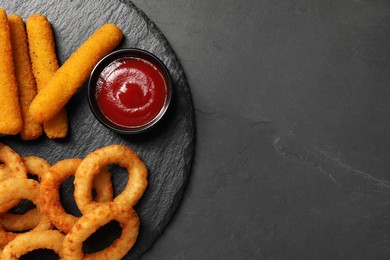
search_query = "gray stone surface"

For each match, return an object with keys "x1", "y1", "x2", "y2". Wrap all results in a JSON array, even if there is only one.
[
  {"x1": 2, "y1": 0, "x2": 390, "y2": 259},
  {"x1": 132, "y1": 0, "x2": 390, "y2": 259}
]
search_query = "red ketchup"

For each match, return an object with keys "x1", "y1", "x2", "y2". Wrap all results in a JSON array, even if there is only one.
[{"x1": 95, "y1": 57, "x2": 168, "y2": 129}]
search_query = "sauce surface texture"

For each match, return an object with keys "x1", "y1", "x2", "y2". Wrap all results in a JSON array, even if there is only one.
[{"x1": 95, "y1": 57, "x2": 168, "y2": 128}]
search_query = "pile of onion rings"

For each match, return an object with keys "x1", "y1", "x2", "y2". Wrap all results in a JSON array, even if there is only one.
[{"x1": 0, "y1": 143, "x2": 148, "y2": 259}]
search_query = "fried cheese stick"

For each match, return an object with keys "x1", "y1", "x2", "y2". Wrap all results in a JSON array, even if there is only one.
[
  {"x1": 26, "y1": 14, "x2": 68, "y2": 139},
  {"x1": 0, "y1": 9, "x2": 22, "y2": 135},
  {"x1": 29, "y1": 23, "x2": 123, "y2": 122},
  {"x1": 8, "y1": 14, "x2": 43, "y2": 140}
]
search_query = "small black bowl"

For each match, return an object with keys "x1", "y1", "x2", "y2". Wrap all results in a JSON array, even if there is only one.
[{"x1": 88, "y1": 48, "x2": 172, "y2": 134}]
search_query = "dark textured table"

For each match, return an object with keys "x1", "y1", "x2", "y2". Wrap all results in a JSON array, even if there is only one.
[
  {"x1": 1, "y1": 0, "x2": 389, "y2": 259},
  {"x1": 132, "y1": 0, "x2": 390, "y2": 259}
]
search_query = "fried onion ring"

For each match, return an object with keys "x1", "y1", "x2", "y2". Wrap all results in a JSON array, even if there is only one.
[
  {"x1": 62, "y1": 203, "x2": 139, "y2": 260},
  {"x1": 0, "y1": 209, "x2": 40, "y2": 232},
  {"x1": 0, "y1": 157, "x2": 50, "y2": 232},
  {"x1": 0, "y1": 144, "x2": 27, "y2": 212},
  {"x1": 74, "y1": 144, "x2": 147, "y2": 214},
  {"x1": 40, "y1": 158, "x2": 113, "y2": 233},
  {"x1": 0, "y1": 143, "x2": 27, "y2": 182},
  {"x1": 0, "y1": 178, "x2": 52, "y2": 246},
  {"x1": 0, "y1": 143, "x2": 145, "y2": 258},
  {"x1": 1, "y1": 230, "x2": 64, "y2": 259},
  {"x1": 0, "y1": 226, "x2": 17, "y2": 248},
  {"x1": 93, "y1": 165, "x2": 113, "y2": 203},
  {"x1": 23, "y1": 156, "x2": 51, "y2": 181}
]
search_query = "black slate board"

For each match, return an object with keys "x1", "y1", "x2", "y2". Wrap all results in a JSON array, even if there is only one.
[{"x1": 0, "y1": 0, "x2": 195, "y2": 259}]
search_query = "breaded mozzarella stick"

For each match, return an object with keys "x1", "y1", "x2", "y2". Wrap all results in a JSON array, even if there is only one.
[
  {"x1": 26, "y1": 14, "x2": 68, "y2": 139},
  {"x1": 8, "y1": 14, "x2": 42, "y2": 140},
  {"x1": 29, "y1": 23, "x2": 123, "y2": 122},
  {"x1": 0, "y1": 9, "x2": 22, "y2": 135}
]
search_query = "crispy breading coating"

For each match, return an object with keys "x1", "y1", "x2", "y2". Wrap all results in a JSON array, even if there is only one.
[
  {"x1": 29, "y1": 23, "x2": 123, "y2": 122},
  {"x1": 1, "y1": 230, "x2": 64, "y2": 258},
  {"x1": 26, "y1": 14, "x2": 68, "y2": 138},
  {"x1": 8, "y1": 14, "x2": 43, "y2": 140},
  {"x1": 0, "y1": 9, "x2": 22, "y2": 135}
]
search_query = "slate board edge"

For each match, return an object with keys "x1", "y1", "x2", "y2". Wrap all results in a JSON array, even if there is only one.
[{"x1": 121, "y1": 0, "x2": 196, "y2": 257}]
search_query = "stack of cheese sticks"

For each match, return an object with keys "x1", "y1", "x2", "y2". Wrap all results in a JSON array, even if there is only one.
[{"x1": 0, "y1": 8, "x2": 123, "y2": 140}]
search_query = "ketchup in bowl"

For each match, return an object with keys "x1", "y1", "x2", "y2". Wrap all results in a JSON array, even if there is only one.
[{"x1": 88, "y1": 49, "x2": 172, "y2": 134}]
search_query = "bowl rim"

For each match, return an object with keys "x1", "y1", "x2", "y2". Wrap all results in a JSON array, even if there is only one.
[{"x1": 87, "y1": 48, "x2": 173, "y2": 135}]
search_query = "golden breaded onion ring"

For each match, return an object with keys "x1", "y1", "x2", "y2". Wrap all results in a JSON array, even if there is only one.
[
  {"x1": 1, "y1": 230, "x2": 64, "y2": 259},
  {"x1": 0, "y1": 143, "x2": 27, "y2": 183},
  {"x1": 0, "y1": 143, "x2": 28, "y2": 212},
  {"x1": 23, "y1": 155, "x2": 51, "y2": 181},
  {"x1": 40, "y1": 158, "x2": 113, "y2": 233},
  {"x1": 0, "y1": 156, "x2": 50, "y2": 232},
  {"x1": 0, "y1": 178, "x2": 52, "y2": 247},
  {"x1": 0, "y1": 225, "x2": 17, "y2": 247},
  {"x1": 0, "y1": 208, "x2": 40, "y2": 233},
  {"x1": 74, "y1": 144, "x2": 147, "y2": 214},
  {"x1": 93, "y1": 165, "x2": 113, "y2": 203},
  {"x1": 62, "y1": 203, "x2": 139, "y2": 260}
]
